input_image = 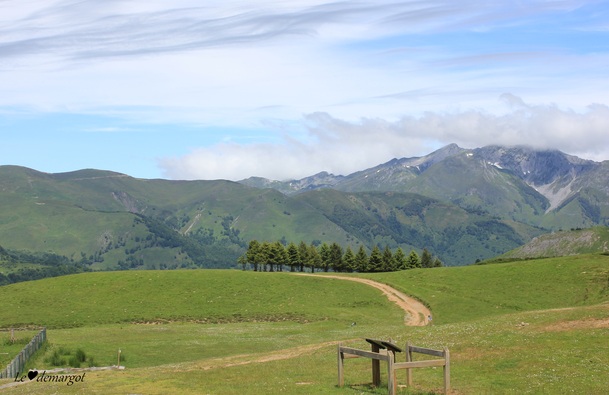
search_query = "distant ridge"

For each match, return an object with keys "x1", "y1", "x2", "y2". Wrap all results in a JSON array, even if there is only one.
[
  {"x1": 1, "y1": 144, "x2": 608, "y2": 268},
  {"x1": 494, "y1": 226, "x2": 609, "y2": 260},
  {"x1": 240, "y1": 144, "x2": 609, "y2": 230}
]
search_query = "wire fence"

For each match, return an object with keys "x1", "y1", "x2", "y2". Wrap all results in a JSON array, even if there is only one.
[{"x1": 0, "y1": 328, "x2": 46, "y2": 379}]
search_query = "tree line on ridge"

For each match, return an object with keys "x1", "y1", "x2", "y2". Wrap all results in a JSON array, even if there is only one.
[{"x1": 238, "y1": 240, "x2": 442, "y2": 273}]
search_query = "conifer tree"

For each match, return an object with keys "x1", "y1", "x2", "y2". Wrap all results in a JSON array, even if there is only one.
[
  {"x1": 394, "y1": 247, "x2": 407, "y2": 270},
  {"x1": 297, "y1": 241, "x2": 309, "y2": 272},
  {"x1": 343, "y1": 246, "x2": 356, "y2": 272},
  {"x1": 286, "y1": 242, "x2": 300, "y2": 272},
  {"x1": 307, "y1": 243, "x2": 322, "y2": 272},
  {"x1": 319, "y1": 242, "x2": 331, "y2": 272},
  {"x1": 368, "y1": 245, "x2": 383, "y2": 272},
  {"x1": 381, "y1": 245, "x2": 395, "y2": 272},
  {"x1": 329, "y1": 242, "x2": 344, "y2": 272},
  {"x1": 355, "y1": 245, "x2": 369, "y2": 273},
  {"x1": 245, "y1": 240, "x2": 261, "y2": 271},
  {"x1": 406, "y1": 250, "x2": 420, "y2": 269},
  {"x1": 260, "y1": 241, "x2": 272, "y2": 271},
  {"x1": 272, "y1": 241, "x2": 288, "y2": 272},
  {"x1": 420, "y1": 248, "x2": 433, "y2": 268}
]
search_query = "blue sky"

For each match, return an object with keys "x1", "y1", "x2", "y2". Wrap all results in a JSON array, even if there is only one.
[{"x1": 2, "y1": 0, "x2": 609, "y2": 180}]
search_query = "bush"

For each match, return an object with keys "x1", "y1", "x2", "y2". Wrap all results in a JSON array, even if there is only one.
[
  {"x1": 75, "y1": 348, "x2": 86, "y2": 362},
  {"x1": 68, "y1": 356, "x2": 80, "y2": 368},
  {"x1": 45, "y1": 346, "x2": 91, "y2": 368},
  {"x1": 46, "y1": 350, "x2": 62, "y2": 366},
  {"x1": 57, "y1": 346, "x2": 71, "y2": 356}
]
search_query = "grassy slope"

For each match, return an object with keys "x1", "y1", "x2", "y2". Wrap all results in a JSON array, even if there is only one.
[
  {"x1": 498, "y1": 226, "x2": 609, "y2": 260},
  {"x1": 295, "y1": 189, "x2": 544, "y2": 265},
  {"x1": 366, "y1": 254, "x2": 609, "y2": 324},
  {"x1": 0, "y1": 166, "x2": 355, "y2": 266},
  {"x1": 1, "y1": 256, "x2": 609, "y2": 394},
  {"x1": 0, "y1": 270, "x2": 404, "y2": 329}
]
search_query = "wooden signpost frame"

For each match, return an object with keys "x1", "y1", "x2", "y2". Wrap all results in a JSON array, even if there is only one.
[{"x1": 337, "y1": 339, "x2": 450, "y2": 395}]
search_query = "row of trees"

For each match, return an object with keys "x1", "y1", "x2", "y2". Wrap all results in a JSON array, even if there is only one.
[{"x1": 238, "y1": 240, "x2": 442, "y2": 273}]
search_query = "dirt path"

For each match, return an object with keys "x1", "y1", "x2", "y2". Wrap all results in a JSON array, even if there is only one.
[
  {"x1": 294, "y1": 273, "x2": 431, "y2": 326},
  {"x1": 177, "y1": 274, "x2": 431, "y2": 372},
  {"x1": 0, "y1": 274, "x2": 432, "y2": 385},
  {"x1": 182, "y1": 340, "x2": 348, "y2": 372}
]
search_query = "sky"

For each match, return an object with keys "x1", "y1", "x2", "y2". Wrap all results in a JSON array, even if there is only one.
[{"x1": 2, "y1": 0, "x2": 609, "y2": 181}]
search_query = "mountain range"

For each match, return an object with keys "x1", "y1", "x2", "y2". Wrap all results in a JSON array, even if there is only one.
[
  {"x1": 1, "y1": 144, "x2": 608, "y2": 269},
  {"x1": 241, "y1": 144, "x2": 609, "y2": 229}
]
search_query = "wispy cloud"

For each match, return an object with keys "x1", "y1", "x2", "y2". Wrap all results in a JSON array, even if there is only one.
[
  {"x1": 2, "y1": 1, "x2": 601, "y2": 63},
  {"x1": 2, "y1": 1, "x2": 608, "y2": 179}
]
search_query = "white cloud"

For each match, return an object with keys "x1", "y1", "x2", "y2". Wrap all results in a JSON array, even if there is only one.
[
  {"x1": 2, "y1": 1, "x2": 608, "y2": 179},
  {"x1": 160, "y1": 95, "x2": 609, "y2": 180}
]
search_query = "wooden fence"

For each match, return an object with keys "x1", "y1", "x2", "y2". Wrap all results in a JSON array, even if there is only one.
[
  {"x1": 0, "y1": 328, "x2": 47, "y2": 379},
  {"x1": 337, "y1": 338, "x2": 450, "y2": 395}
]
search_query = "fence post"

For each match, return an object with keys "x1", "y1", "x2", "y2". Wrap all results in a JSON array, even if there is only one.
[
  {"x1": 443, "y1": 347, "x2": 450, "y2": 394},
  {"x1": 370, "y1": 343, "x2": 381, "y2": 387},
  {"x1": 387, "y1": 350, "x2": 395, "y2": 395},
  {"x1": 406, "y1": 341, "x2": 413, "y2": 386},
  {"x1": 337, "y1": 343, "x2": 344, "y2": 387}
]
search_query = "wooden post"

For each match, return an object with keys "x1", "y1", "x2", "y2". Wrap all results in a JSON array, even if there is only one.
[
  {"x1": 406, "y1": 341, "x2": 413, "y2": 386},
  {"x1": 387, "y1": 350, "x2": 395, "y2": 395},
  {"x1": 337, "y1": 343, "x2": 344, "y2": 387},
  {"x1": 117, "y1": 349, "x2": 121, "y2": 368},
  {"x1": 370, "y1": 343, "x2": 381, "y2": 387},
  {"x1": 443, "y1": 347, "x2": 450, "y2": 394}
]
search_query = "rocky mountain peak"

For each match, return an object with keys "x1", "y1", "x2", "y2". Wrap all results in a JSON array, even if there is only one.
[{"x1": 473, "y1": 145, "x2": 597, "y2": 187}]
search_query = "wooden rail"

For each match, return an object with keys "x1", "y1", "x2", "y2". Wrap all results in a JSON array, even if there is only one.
[
  {"x1": 401, "y1": 341, "x2": 450, "y2": 394},
  {"x1": 337, "y1": 339, "x2": 450, "y2": 395}
]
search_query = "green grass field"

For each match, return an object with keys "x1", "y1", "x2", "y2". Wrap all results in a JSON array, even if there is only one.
[
  {"x1": 366, "y1": 254, "x2": 609, "y2": 323},
  {"x1": 1, "y1": 255, "x2": 608, "y2": 394}
]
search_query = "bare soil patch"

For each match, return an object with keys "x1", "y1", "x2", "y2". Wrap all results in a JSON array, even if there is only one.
[{"x1": 542, "y1": 318, "x2": 609, "y2": 332}]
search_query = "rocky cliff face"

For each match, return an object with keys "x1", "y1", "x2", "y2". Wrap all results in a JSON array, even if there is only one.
[{"x1": 471, "y1": 146, "x2": 599, "y2": 210}]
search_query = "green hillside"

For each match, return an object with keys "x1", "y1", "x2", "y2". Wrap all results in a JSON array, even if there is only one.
[
  {"x1": 494, "y1": 226, "x2": 609, "y2": 260},
  {"x1": 0, "y1": 270, "x2": 407, "y2": 372},
  {"x1": 0, "y1": 166, "x2": 355, "y2": 271},
  {"x1": 1, "y1": 256, "x2": 609, "y2": 394},
  {"x1": 0, "y1": 270, "x2": 402, "y2": 329},
  {"x1": 404, "y1": 153, "x2": 550, "y2": 224},
  {"x1": 368, "y1": 253, "x2": 609, "y2": 323},
  {"x1": 241, "y1": 146, "x2": 609, "y2": 234},
  {"x1": 0, "y1": 165, "x2": 547, "y2": 270},
  {"x1": 295, "y1": 189, "x2": 544, "y2": 264}
]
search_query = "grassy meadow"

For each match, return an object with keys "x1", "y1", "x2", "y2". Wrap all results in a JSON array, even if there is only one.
[
  {"x1": 367, "y1": 254, "x2": 609, "y2": 324},
  {"x1": 0, "y1": 254, "x2": 608, "y2": 394}
]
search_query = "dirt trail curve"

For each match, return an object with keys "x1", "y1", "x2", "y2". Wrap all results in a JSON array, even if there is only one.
[
  {"x1": 294, "y1": 273, "x2": 431, "y2": 326},
  {"x1": 0, "y1": 275, "x2": 431, "y2": 388}
]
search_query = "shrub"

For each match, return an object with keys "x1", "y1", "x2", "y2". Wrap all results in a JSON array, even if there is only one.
[
  {"x1": 75, "y1": 348, "x2": 86, "y2": 362},
  {"x1": 68, "y1": 356, "x2": 80, "y2": 368},
  {"x1": 46, "y1": 350, "x2": 62, "y2": 366},
  {"x1": 57, "y1": 346, "x2": 71, "y2": 356}
]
